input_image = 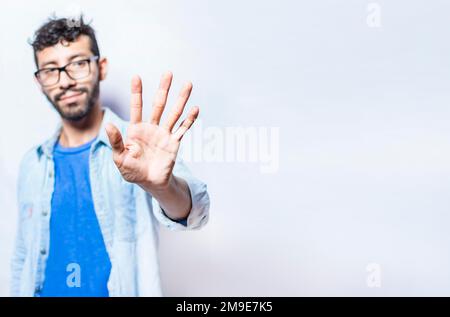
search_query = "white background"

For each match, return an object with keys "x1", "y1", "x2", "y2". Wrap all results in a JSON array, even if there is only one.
[{"x1": 1, "y1": 0, "x2": 450, "y2": 296}]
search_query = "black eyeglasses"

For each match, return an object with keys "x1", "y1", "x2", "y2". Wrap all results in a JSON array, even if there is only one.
[{"x1": 34, "y1": 56, "x2": 99, "y2": 87}]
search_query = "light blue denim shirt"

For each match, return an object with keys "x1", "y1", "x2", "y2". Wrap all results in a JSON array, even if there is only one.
[{"x1": 10, "y1": 107, "x2": 210, "y2": 297}]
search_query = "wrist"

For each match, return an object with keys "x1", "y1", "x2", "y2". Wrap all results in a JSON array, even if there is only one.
[{"x1": 139, "y1": 174, "x2": 176, "y2": 197}]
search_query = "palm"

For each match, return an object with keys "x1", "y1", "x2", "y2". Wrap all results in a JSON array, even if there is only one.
[
  {"x1": 106, "y1": 72, "x2": 198, "y2": 191},
  {"x1": 117, "y1": 123, "x2": 178, "y2": 186}
]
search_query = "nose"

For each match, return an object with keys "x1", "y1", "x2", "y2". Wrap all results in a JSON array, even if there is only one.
[{"x1": 58, "y1": 70, "x2": 76, "y2": 89}]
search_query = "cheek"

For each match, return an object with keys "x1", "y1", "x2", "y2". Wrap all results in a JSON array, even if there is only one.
[
  {"x1": 43, "y1": 88, "x2": 57, "y2": 100},
  {"x1": 80, "y1": 76, "x2": 98, "y2": 92}
]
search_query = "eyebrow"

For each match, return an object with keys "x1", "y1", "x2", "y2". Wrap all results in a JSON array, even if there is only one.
[{"x1": 39, "y1": 53, "x2": 90, "y2": 69}]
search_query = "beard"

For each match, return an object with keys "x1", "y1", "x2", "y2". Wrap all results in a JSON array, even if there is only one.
[{"x1": 45, "y1": 80, "x2": 100, "y2": 122}]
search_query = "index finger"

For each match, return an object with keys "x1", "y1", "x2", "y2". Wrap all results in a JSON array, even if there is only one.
[{"x1": 130, "y1": 75, "x2": 143, "y2": 123}]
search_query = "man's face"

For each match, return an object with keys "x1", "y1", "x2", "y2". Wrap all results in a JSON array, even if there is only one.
[{"x1": 35, "y1": 35, "x2": 104, "y2": 121}]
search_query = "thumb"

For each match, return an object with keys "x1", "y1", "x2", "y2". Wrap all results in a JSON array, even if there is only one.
[{"x1": 105, "y1": 123, "x2": 125, "y2": 154}]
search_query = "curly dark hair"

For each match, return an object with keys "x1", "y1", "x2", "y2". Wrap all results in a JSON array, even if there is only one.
[{"x1": 31, "y1": 15, "x2": 100, "y2": 67}]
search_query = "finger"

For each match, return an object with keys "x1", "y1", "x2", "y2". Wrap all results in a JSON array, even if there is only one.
[
  {"x1": 130, "y1": 75, "x2": 143, "y2": 123},
  {"x1": 150, "y1": 71, "x2": 172, "y2": 125},
  {"x1": 105, "y1": 123, "x2": 125, "y2": 155},
  {"x1": 164, "y1": 81, "x2": 193, "y2": 132},
  {"x1": 173, "y1": 106, "x2": 199, "y2": 141}
]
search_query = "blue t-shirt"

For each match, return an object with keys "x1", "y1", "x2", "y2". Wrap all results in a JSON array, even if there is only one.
[{"x1": 41, "y1": 137, "x2": 111, "y2": 297}]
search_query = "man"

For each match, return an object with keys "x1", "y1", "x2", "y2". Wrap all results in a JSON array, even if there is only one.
[{"x1": 11, "y1": 16, "x2": 210, "y2": 297}]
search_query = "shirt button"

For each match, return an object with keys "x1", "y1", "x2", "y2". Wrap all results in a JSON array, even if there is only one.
[
  {"x1": 42, "y1": 210, "x2": 48, "y2": 217},
  {"x1": 35, "y1": 286, "x2": 41, "y2": 294},
  {"x1": 40, "y1": 248, "x2": 46, "y2": 255},
  {"x1": 49, "y1": 170, "x2": 53, "y2": 178}
]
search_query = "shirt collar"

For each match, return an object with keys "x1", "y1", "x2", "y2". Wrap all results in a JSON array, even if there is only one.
[{"x1": 36, "y1": 107, "x2": 123, "y2": 158}]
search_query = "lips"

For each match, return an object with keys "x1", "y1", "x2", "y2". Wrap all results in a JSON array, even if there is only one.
[{"x1": 59, "y1": 91, "x2": 84, "y2": 103}]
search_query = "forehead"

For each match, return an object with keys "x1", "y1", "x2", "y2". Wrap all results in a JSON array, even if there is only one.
[{"x1": 36, "y1": 35, "x2": 93, "y2": 68}]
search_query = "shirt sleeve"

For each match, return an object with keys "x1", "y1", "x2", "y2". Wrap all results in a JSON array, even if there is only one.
[
  {"x1": 10, "y1": 149, "x2": 35, "y2": 296},
  {"x1": 150, "y1": 157, "x2": 210, "y2": 230}
]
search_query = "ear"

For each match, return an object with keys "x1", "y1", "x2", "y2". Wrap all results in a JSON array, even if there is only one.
[
  {"x1": 98, "y1": 57, "x2": 108, "y2": 81},
  {"x1": 33, "y1": 75, "x2": 45, "y2": 92}
]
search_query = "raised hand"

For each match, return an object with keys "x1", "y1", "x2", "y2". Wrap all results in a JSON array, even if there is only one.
[{"x1": 105, "y1": 72, "x2": 199, "y2": 194}]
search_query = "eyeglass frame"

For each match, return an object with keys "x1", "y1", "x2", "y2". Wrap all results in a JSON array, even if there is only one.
[{"x1": 34, "y1": 55, "x2": 100, "y2": 87}]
